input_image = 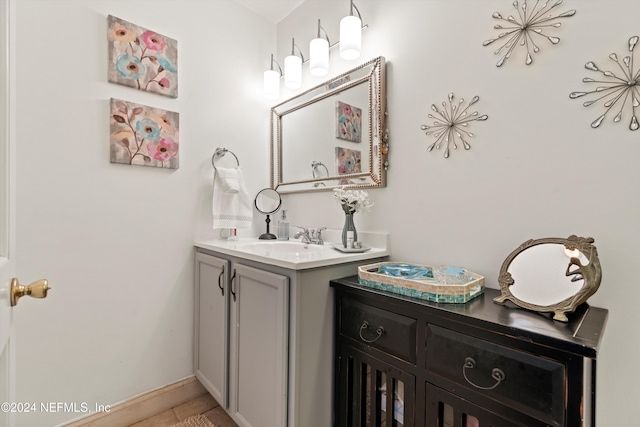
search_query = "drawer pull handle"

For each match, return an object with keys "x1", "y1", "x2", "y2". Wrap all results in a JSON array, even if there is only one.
[
  {"x1": 359, "y1": 321, "x2": 384, "y2": 343},
  {"x1": 217, "y1": 265, "x2": 225, "y2": 296},
  {"x1": 230, "y1": 269, "x2": 237, "y2": 302},
  {"x1": 462, "y1": 357, "x2": 505, "y2": 390}
]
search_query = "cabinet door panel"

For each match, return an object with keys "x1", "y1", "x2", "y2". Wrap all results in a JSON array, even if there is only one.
[
  {"x1": 230, "y1": 263, "x2": 289, "y2": 427},
  {"x1": 195, "y1": 253, "x2": 229, "y2": 408},
  {"x1": 426, "y1": 383, "x2": 529, "y2": 427},
  {"x1": 336, "y1": 345, "x2": 415, "y2": 427}
]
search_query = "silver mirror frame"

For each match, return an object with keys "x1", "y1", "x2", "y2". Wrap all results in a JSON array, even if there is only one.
[
  {"x1": 270, "y1": 56, "x2": 387, "y2": 194},
  {"x1": 494, "y1": 235, "x2": 602, "y2": 322}
]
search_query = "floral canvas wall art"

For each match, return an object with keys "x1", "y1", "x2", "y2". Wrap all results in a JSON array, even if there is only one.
[
  {"x1": 335, "y1": 147, "x2": 361, "y2": 184},
  {"x1": 326, "y1": 75, "x2": 351, "y2": 90},
  {"x1": 108, "y1": 15, "x2": 178, "y2": 98},
  {"x1": 110, "y1": 98, "x2": 180, "y2": 169},
  {"x1": 335, "y1": 101, "x2": 362, "y2": 142}
]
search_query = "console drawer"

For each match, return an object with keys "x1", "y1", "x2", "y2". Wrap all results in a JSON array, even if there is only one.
[
  {"x1": 426, "y1": 324, "x2": 565, "y2": 426},
  {"x1": 339, "y1": 297, "x2": 417, "y2": 364}
]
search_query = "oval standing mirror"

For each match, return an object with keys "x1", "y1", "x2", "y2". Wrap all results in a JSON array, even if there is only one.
[
  {"x1": 254, "y1": 188, "x2": 281, "y2": 240},
  {"x1": 494, "y1": 235, "x2": 602, "y2": 322},
  {"x1": 270, "y1": 56, "x2": 387, "y2": 194}
]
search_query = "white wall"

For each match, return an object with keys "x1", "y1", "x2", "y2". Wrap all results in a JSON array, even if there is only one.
[
  {"x1": 276, "y1": 0, "x2": 640, "y2": 424},
  {"x1": 14, "y1": 1, "x2": 274, "y2": 425}
]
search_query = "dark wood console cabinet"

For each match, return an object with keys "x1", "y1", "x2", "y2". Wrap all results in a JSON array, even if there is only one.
[{"x1": 331, "y1": 276, "x2": 607, "y2": 427}]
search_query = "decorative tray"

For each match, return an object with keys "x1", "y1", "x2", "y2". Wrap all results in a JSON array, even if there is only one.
[
  {"x1": 330, "y1": 243, "x2": 371, "y2": 253},
  {"x1": 357, "y1": 262, "x2": 484, "y2": 303}
]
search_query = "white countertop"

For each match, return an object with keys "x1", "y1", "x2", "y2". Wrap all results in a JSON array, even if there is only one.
[{"x1": 194, "y1": 230, "x2": 389, "y2": 270}]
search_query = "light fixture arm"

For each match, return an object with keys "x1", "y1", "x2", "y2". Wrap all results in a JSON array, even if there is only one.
[
  {"x1": 290, "y1": 38, "x2": 305, "y2": 62},
  {"x1": 350, "y1": 0, "x2": 363, "y2": 21},
  {"x1": 270, "y1": 53, "x2": 282, "y2": 75},
  {"x1": 316, "y1": 19, "x2": 331, "y2": 45}
]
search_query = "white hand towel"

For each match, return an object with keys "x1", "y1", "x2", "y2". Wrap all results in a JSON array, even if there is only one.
[
  {"x1": 214, "y1": 167, "x2": 240, "y2": 194},
  {"x1": 213, "y1": 167, "x2": 253, "y2": 230}
]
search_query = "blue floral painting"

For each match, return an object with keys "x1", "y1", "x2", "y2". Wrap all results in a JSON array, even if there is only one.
[
  {"x1": 110, "y1": 98, "x2": 180, "y2": 169},
  {"x1": 335, "y1": 101, "x2": 362, "y2": 143},
  {"x1": 108, "y1": 16, "x2": 178, "y2": 98}
]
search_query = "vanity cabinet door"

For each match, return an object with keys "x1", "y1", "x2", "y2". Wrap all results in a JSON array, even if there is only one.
[
  {"x1": 229, "y1": 263, "x2": 289, "y2": 427},
  {"x1": 194, "y1": 252, "x2": 230, "y2": 408}
]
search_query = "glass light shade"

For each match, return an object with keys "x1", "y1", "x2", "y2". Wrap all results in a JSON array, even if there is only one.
[
  {"x1": 264, "y1": 69, "x2": 280, "y2": 100},
  {"x1": 284, "y1": 55, "x2": 302, "y2": 89},
  {"x1": 309, "y1": 38, "x2": 329, "y2": 77},
  {"x1": 339, "y1": 15, "x2": 361, "y2": 60}
]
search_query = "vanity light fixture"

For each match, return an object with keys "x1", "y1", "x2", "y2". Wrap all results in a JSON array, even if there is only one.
[
  {"x1": 263, "y1": 3, "x2": 368, "y2": 99},
  {"x1": 284, "y1": 38, "x2": 305, "y2": 89},
  {"x1": 309, "y1": 19, "x2": 330, "y2": 77},
  {"x1": 340, "y1": 0, "x2": 363, "y2": 60},
  {"x1": 264, "y1": 54, "x2": 282, "y2": 100}
]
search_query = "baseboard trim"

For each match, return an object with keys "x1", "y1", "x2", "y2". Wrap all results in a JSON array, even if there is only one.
[{"x1": 63, "y1": 376, "x2": 207, "y2": 427}]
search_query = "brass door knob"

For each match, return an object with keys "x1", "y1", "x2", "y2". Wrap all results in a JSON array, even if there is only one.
[{"x1": 10, "y1": 278, "x2": 51, "y2": 307}]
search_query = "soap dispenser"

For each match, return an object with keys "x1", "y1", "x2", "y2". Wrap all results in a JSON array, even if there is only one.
[{"x1": 277, "y1": 210, "x2": 289, "y2": 240}]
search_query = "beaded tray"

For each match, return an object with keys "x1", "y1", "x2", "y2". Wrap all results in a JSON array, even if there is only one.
[{"x1": 357, "y1": 262, "x2": 484, "y2": 303}]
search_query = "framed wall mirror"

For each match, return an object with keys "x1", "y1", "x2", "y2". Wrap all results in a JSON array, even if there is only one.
[
  {"x1": 270, "y1": 56, "x2": 387, "y2": 194},
  {"x1": 494, "y1": 235, "x2": 602, "y2": 322}
]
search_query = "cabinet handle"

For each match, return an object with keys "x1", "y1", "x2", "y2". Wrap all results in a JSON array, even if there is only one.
[
  {"x1": 358, "y1": 321, "x2": 384, "y2": 343},
  {"x1": 462, "y1": 357, "x2": 505, "y2": 390},
  {"x1": 218, "y1": 265, "x2": 225, "y2": 296},
  {"x1": 230, "y1": 269, "x2": 237, "y2": 302}
]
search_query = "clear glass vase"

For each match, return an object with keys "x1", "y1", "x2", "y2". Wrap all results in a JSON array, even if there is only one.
[{"x1": 342, "y1": 212, "x2": 358, "y2": 248}]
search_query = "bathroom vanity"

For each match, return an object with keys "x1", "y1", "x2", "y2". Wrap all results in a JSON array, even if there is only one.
[
  {"x1": 331, "y1": 276, "x2": 607, "y2": 427},
  {"x1": 194, "y1": 235, "x2": 388, "y2": 427}
]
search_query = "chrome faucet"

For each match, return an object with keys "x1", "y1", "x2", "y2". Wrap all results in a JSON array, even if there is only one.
[
  {"x1": 294, "y1": 227, "x2": 313, "y2": 244},
  {"x1": 294, "y1": 226, "x2": 326, "y2": 245},
  {"x1": 311, "y1": 227, "x2": 327, "y2": 245}
]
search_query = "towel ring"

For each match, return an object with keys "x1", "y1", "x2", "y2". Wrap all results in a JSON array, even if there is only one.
[
  {"x1": 212, "y1": 147, "x2": 240, "y2": 169},
  {"x1": 312, "y1": 161, "x2": 329, "y2": 187},
  {"x1": 311, "y1": 161, "x2": 329, "y2": 178}
]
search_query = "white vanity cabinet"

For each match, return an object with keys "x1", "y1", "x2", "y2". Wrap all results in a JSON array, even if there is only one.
[{"x1": 194, "y1": 244, "x2": 388, "y2": 427}]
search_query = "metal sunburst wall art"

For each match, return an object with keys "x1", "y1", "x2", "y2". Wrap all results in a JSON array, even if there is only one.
[
  {"x1": 420, "y1": 93, "x2": 488, "y2": 158},
  {"x1": 483, "y1": 0, "x2": 576, "y2": 67},
  {"x1": 569, "y1": 36, "x2": 640, "y2": 131}
]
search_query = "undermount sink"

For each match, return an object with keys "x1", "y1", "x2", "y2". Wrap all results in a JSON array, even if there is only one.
[{"x1": 233, "y1": 241, "x2": 330, "y2": 255}]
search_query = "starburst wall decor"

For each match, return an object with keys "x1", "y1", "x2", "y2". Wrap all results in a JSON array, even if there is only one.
[
  {"x1": 420, "y1": 93, "x2": 488, "y2": 158},
  {"x1": 570, "y1": 36, "x2": 640, "y2": 131},
  {"x1": 483, "y1": 0, "x2": 576, "y2": 67}
]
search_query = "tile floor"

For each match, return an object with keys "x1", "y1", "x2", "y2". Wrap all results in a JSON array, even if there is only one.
[{"x1": 128, "y1": 392, "x2": 238, "y2": 427}]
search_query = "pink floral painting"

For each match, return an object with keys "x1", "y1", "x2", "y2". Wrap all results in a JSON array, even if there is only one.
[
  {"x1": 335, "y1": 101, "x2": 362, "y2": 142},
  {"x1": 110, "y1": 98, "x2": 180, "y2": 169},
  {"x1": 335, "y1": 147, "x2": 361, "y2": 184},
  {"x1": 108, "y1": 16, "x2": 178, "y2": 98}
]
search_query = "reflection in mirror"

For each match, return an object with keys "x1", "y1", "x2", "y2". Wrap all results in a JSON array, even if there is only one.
[
  {"x1": 494, "y1": 236, "x2": 602, "y2": 322},
  {"x1": 271, "y1": 57, "x2": 387, "y2": 194},
  {"x1": 254, "y1": 188, "x2": 281, "y2": 240},
  {"x1": 311, "y1": 161, "x2": 329, "y2": 187},
  {"x1": 508, "y1": 244, "x2": 588, "y2": 305}
]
